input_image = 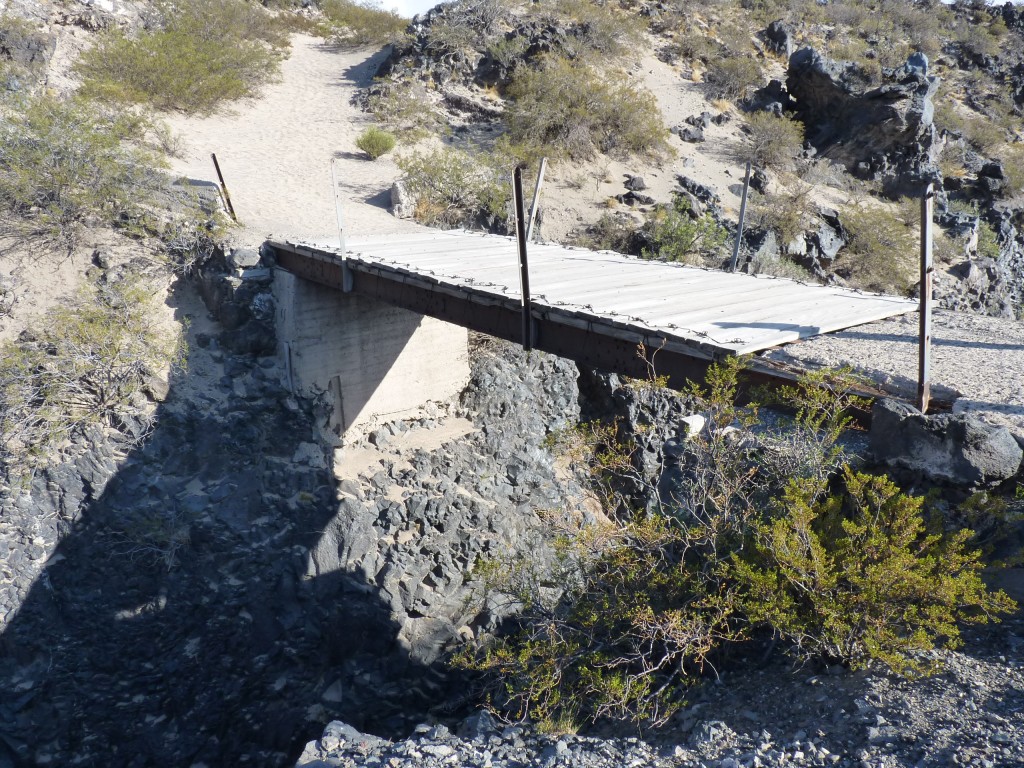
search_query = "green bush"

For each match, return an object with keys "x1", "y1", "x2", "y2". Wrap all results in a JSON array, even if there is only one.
[
  {"x1": 735, "y1": 469, "x2": 1016, "y2": 675},
  {"x1": 355, "y1": 126, "x2": 397, "y2": 159},
  {"x1": 749, "y1": 184, "x2": 811, "y2": 249},
  {"x1": 641, "y1": 194, "x2": 728, "y2": 263},
  {"x1": 742, "y1": 111, "x2": 805, "y2": 170},
  {"x1": 367, "y1": 79, "x2": 443, "y2": 139},
  {"x1": 0, "y1": 276, "x2": 184, "y2": 474},
  {"x1": 549, "y1": 0, "x2": 645, "y2": 59},
  {"x1": 0, "y1": 93, "x2": 161, "y2": 251},
  {"x1": 506, "y1": 55, "x2": 671, "y2": 161},
  {"x1": 321, "y1": 0, "x2": 408, "y2": 47},
  {"x1": 457, "y1": 359, "x2": 1015, "y2": 726},
  {"x1": 76, "y1": 0, "x2": 286, "y2": 114}
]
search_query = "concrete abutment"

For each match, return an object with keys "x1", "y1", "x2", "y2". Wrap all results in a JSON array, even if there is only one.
[{"x1": 272, "y1": 267, "x2": 470, "y2": 442}]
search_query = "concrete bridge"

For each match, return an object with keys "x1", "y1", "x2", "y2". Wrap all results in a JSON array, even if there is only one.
[{"x1": 268, "y1": 231, "x2": 916, "y2": 440}]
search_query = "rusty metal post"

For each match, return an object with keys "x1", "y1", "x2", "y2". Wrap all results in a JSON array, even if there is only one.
[
  {"x1": 211, "y1": 153, "x2": 237, "y2": 222},
  {"x1": 918, "y1": 183, "x2": 934, "y2": 413},
  {"x1": 729, "y1": 161, "x2": 752, "y2": 273},
  {"x1": 526, "y1": 157, "x2": 547, "y2": 243},
  {"x1": 513, "y1": 166, "x2": 533, "y2": 351}
]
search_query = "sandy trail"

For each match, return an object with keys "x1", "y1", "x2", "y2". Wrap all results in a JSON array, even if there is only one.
[{"x1": 165, "y1": 37, "x2": 425, "y2": 247}]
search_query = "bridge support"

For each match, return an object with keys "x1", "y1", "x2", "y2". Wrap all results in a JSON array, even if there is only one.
[{"x1": 272, "y1": 267, "x2": 470, "y2": 442}]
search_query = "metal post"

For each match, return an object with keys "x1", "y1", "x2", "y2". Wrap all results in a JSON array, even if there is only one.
[
  {"x1": 211, "y1": 153, "x2": 238, "y2": 222},
  {"x1": 331, "y1": 159, "x2": 353, "y2": 293},
  {"x1": 526, "y1": 157, "x2": 548, "y2": 243},
  {"x1": 729, "y1": 161, "x2": 752, "y2": 273},
  {"x1": 918, "y1": 183, "x2": 934, "y2": 414},
  {"x1": 513, "y1": 166, "x2": 533, "y2": 351}
]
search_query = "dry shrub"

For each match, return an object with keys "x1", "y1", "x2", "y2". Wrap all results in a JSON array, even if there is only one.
[{"x1": 506, "y1": 55, "x2": 671, "y2": 161}]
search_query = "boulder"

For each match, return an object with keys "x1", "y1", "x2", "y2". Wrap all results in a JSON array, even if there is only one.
[
  {"x1": 676, "y1": 175, "x2": 721, "y2": 210},
  {"x1": 390, "y1": 179, "x2": 416, "y2": 219},
  {"x1": 624, "y1": 174, "x2": 648, "y2": 191},
  {"x1": 870, "y1": 399, "x2": 1023, "y2": 487},
  {"x1": 676, "y1": 124, "x2": 706, "y2": 143},
  {"x1": 762, "y1": 19, "x2": 795, "y2": 58}
]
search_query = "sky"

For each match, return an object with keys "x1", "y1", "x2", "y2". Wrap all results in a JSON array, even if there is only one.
[{"x1": 385, "y1": 0, "x2": 439, "y2": 19}]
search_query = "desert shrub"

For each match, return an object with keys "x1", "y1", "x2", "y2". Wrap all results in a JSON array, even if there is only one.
[
  {"x1": 159, "y1": 189, "x2": 232, "y2": 275},
  {"x1": 741, "y1": 111, "x2": 805, "y2": 170},
  {"x1": 457, "y1": 359, "x2": 1015, "y2": 726},
  {"x1": 396, "y1": 146, "x2": 506, "y2": 229},
  {"x1": 663, "y1": 26, "x2": 720, "y2": 63},
  {"x1": 505, "y1": 55, "x2": 671, "y2": 161},
  {"x1": 0, "y1": 276, "x2": 184, "y2": 474},
  {"x1": 748, "y1": 184, "x2": 810, "y2": 249},
  {"x1": 954, "y1": 11, "x2": 1006, "y2": 60},
  {"x1": 839, "y1": 201, "x2": 918, "y2": 293},
  {"x1": 355, "y1": 125, "x2": 397, "y2": 159},
  {"x1": 704, "y1": 55, "x2": 763, "y2": 101},
  {"x1": 999, "y1": 145, "x2": 1024, "y2": 198},
  {"x1": 551, "y1": 0, "x2": 645, "y2": 59},
  {"x1": 976, "y1": 220, "x2": 1001, "y2": 260},
  {"x1": 424, "y1": 18, "x2": 478, "y2": 56},
  {"x1": 367, "y1": 79, "x2": 443, "y2": 139},
  {"x1": 572, "y1": 212, "x2": 638, "y2": 254},
  {"x1": 641, "y1": 194, "x2": 728, "y2": 263},
  {"x1": 76, "y1": 0, "x2": 286, "y2": 114},
  {"x1": 320, "y1": 0, "x2": 408, "y2": 47},
  {"x1": 0, "y1": 93, "x2": 161, "y2": 252},
  {"x1": 748, "y1": 250, "x2": 814, "y2": 281},
  {"x1": 735, "y1": 469, "x2": 1016, "y2": 675},
  {"x1": 486, "y1": 34, "x2": 531, "y2": 71}
]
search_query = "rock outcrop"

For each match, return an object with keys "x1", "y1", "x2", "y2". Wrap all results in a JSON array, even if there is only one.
[{"x1": 786, "y1": 48, "x2": 941, "y2": 197}]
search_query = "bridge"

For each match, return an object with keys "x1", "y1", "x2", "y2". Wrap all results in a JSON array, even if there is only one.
[{"x1": 267, "y1": 231, "x2": 916, "y2": 439}]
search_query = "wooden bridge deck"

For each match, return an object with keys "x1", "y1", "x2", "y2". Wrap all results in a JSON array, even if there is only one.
[{"x1": 269, "y1": 230, "x2": 916, "y2": 388}]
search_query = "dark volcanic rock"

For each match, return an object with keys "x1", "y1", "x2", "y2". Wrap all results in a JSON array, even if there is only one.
[
  {"x1": 787, "y1": 48, "x2": 941, "y2": 197},
  {"x1": 870, "y1": 399, "x2": 1023, "y2": 487}
]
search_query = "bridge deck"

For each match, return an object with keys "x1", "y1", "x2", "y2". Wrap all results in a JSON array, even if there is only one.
[{"x1": 274, "y1": 230, "x2": 915, "y2": 361}]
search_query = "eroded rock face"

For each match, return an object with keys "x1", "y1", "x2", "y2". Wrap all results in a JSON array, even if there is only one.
[
  {"x1": 870, "y1": 399, "x2": 1023, "y2": 487},
  {"x1": 786, "y1": 48, "x2": 941, "y2": 197}
]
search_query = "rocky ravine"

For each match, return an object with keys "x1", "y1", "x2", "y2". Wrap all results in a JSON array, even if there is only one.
[
  {"x1": 0, "y1": 250, "x2": 590, "y2": 766},
  {"x1": 0, "y1": 250, "x2": 1022, "y2": 768}
]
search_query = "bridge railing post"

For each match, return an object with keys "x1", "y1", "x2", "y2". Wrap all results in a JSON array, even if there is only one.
[
  {"x1": 513, "y1": 166, "x2": 533, "y2": 351},
  {"x1": 918, "y1": 182, "x2": 934, "y2": 413}
]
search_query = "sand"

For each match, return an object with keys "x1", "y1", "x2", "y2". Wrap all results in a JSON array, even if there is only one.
[{"x1": 165, "y1": 37, "x2": 426, "y2": 247}]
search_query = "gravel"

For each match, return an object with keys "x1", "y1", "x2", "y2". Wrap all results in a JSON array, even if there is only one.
[
  {"x1": 299, "y1": 615, "x2": 1024, "y2": 767},
  {"x1": 762, "y1": 310, "x2": 1024, "y2": 438}
]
